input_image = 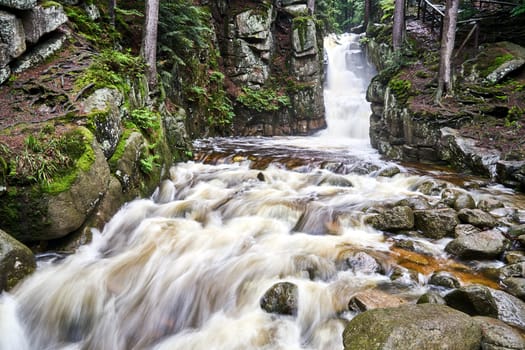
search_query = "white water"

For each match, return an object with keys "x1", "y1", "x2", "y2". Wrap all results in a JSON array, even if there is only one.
[{"x1": 0, "y1": 35, "x2": 514, "y2": 349}]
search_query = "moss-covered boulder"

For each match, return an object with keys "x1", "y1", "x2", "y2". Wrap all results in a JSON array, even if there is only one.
[
  {"x1": 0, "y1": 228, "x2": 35, "y2": 291},
  {"x1": 343, "y1": 304, "x2": 481, "y2": 350}
]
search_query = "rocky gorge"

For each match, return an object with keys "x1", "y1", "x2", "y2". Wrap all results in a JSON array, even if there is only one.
[{"x1": 1, "y1": 0, "x2": 525, "y2": 348}]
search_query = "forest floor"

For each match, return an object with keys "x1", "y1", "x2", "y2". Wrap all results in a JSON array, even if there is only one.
[{"x1": 401, "y1": 16, "x2": 525, "y2": 161}]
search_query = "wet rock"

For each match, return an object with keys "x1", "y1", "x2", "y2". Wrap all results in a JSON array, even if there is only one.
[
  {"x1": 499, "y1": 263, "x2": 525, "y2": 279},
  {"x1": 502, "y1": 278, "x2": 525, "y2": 301},
  {"x1": 395, "y1": 196, "x2": 431, "y2": 210},
  {"x1": 22, "y1": 4, "x2": 68, "y2": 44},
  {"x1": 444, "y1": 284, "x2": 525, "y2": 330},
  {"x1": 454, "y1": 223, "x2": 481, "y2": 237},
  {"x1": 508, "y1": 224, "x2": 525, "y2": 237},
  {"x1": 366, "y1": 76, "x2": 386, "y2": 104},
  {"x1": 318, "y1": 173, "x2": 353, "y2": 187},
  {"x1": 415, "y1": 179, "x2": 448, "y2": 196},
  {"x1": 414, "y1": 208, "x2": 459, "y2": 239},
  {"x1": 260, "y1": 281, "x2": 298, "y2": 316},
  {"x1": 519, "y1": 235, "x2": 525, "y2": 247},
  {"x1": 417, "y1": 291, "x2": 446, "y2": 305},
  {"x1": 458, "y1": 208, "x2": 497, "y2": 228},
  {"x1": 445, "y1": 228, "x2": 508, "y2": 259},
  {"x1": 112, "y1": 132, "x2": 146, "y2": 192},
  {"x1": 0, "y1": 0, "x2": 36, "y2": 10},
  {"x1": 429, "y1": 271, "x2": 461, "y2": 289},
  {"x1": 83, "y1": 88, "x2": 124, "y2": 158},
  {"x1": 474, "y1": 316, "x2": 525, "y2": 350},
  {"x1": 365, "y1": 206, "x2": 414, "y2": 231},
  {"x1": 293, "y1": 254, "x2": 336, "y2": 281},
  {"x1": 344, "y1": 251, "x2": 383, "y2": 274},
  {"x1": 0, "y1": 10, "x2": 26, "y2": 59},
  {"x1": 376, "y1": 165, "x2": 401, "y2": 177},
  {"x1": 504, "y1": 251, "x2": 525, "y2": 264},
  {"x1": 0, "y1": 229, "x2": 35, "y2": 291},
  {"x1": 441, "y1": 189, "x2": 475, "y2": 210},
  {"x1": 441, "y1": 127, "x2": 501, "y2": 178},
  {"x1": 348, "y1": 289, "x2": 406, "y2": 312},
  {"x1": 496, "y1": 160, "x2": 525, "y2": 191},
  {"x1": 342, "y1": 304, "x2": 481, "y2": 350},
  {"x1": 478, "y1": 197, "x2": 505, "y2": 212}
]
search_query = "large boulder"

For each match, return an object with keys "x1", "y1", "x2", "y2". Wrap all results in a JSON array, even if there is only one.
[
  {"x1": 445, "y1": 228, "x2": 509, "y2": 259},
  {"x1": 365, "y1": 205, "x2": 414, "y2": 231},
  {"x1": 0, "y1": 11, "x2": 26, "y2": 59},
  {"x1": 21, "y1": 4, "x2": 68, "y2": 44},
  {"x1": 0, "y1": 229, "x2": 35, "y2": 291},
  {"x1": 414, "y1": 208, "x2": 459, "y2": 239},
  {"x1": 445, "y1": 284, "x2": 525, "y2": 330},
  {"x1": 342, "y1": 304, "x2": 481, "y2": 350}
]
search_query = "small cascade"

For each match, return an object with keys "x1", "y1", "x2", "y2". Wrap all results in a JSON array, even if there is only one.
[{"x1": 321, "y1": 33, "x2": 376, "y2": 141}]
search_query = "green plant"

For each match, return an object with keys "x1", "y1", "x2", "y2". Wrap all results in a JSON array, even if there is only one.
[
  {"x1": 388, "y1": 77, "x2": 412, "y2": 104},
  {"x1": 129, "y1": 108, "x2": 160, "y2": 132},
  {"x1": 379, "y1": 0, "x2": 395, "y2": 22},
  {"x1": 237, "y1": 87, "x2": 291, "y2": 112},
  {"x1": 511, "y1": 0, "x2": 525, "y2": 16},
  {"x1": 139, "y1": 154, "x2": 160, "y2": 174}
]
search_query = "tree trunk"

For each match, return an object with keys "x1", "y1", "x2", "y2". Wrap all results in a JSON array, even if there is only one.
[
  {"x1": 435, "y1": 0, "x2": 459, "y2": 103},
  {"x1": 364, "y1": 0, "x2": 371, "y2": 30},
  {"x1": 142, "y1": 0, "x2": 159, "y2": 90},
  {"x1": 392, "y1": 0, "x2": 405, "y2": 50},
  {"x1": 108, "y1": 0, "x2": 116, "y2": 27}
]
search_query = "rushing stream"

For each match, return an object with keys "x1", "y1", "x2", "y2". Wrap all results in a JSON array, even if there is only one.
[{"x1": 1, "y1": 34, "x2": 524, "y2": 349}]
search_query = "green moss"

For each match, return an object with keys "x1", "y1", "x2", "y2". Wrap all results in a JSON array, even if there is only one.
[
  {"x1": 292, "y1": 16, "x2": 312, "y2": 50},
  {"x1": 388, "y1": 76, "x2": 412, "y2": 104},
  {"x1": 108, "y1": 128, "x2": 134, "y2": 169},
  {"x1": 41, "y1": 1, "x2": 61, "y2": 8}
]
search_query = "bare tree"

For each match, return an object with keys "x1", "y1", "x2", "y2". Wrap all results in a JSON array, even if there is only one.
[
  {"x1": 392, "y1": 0, "x2": 405, "y2": 50},
  {"x1": 108, "y1": 0, "x2": 116, "y2": 27},
  {"x1": 142, "y1": 0, "x2": 159, "y2": 90},
  {"x1": 364, "y1": 0, "x2": 371, "y2": 30},
  {"x1": 435, "y1": 0, "x2": 459, "y2": 102}
]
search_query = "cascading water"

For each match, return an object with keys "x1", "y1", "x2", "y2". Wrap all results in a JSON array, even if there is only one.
[
  {"x1": 0, "y1": 36, "x2": 522, "y2": 349},
  {"x1": 320, "y1": 33, "x2": 376, "y2": 141}
]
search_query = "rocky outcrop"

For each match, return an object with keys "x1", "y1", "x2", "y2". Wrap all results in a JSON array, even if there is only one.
[
  {"x1": 343, "y1": 304, "x2": 482, "y2": 350},
  {"x1": 213, "y1": 0, "x2": 326, "y2": 136},
  {"x1": 0, "y1": 229, "x2": 35, "y2": 291},
  {"x1": 0, "y1": 0, "x2": 68, "y2": 85}
]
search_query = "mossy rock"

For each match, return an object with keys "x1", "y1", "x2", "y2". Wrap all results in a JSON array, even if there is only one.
[{"x1": 0, "y1": 229, "x2": 35, "y2": 291}]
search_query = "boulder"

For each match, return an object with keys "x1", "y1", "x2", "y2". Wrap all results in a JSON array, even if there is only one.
[
  {"x1": 260, "y1": 281, "x2": 298, "y2": 316},
  {"x1": 348, "y1": 289, "x2": 407, "y2": 312},
  {"x1": 111, "y1": 131, "x2": 146, "y2": 192},
  {"x1": 0, "y1": 229, "x2": 35, "y2": 291},
  {"x1": 496, "y1": 160, "x2": 525, "y2": 191},
  {"x1": 365, "y1": 205, "x2": 414, "y2": 231},
  {"x1": 474, "y1": 316, "x2": 525, "y2": 350},
  {"x1": 0, "y1": 11, "x2": 26, "y2": 59},
  {"x1": 22, "y1": 5, "x2": 68, "y2": 44},
  {"x1": 0, "y1": 0, "x2": 36, "y2": 10},
  {"x1": 445, "y1": 228, "x2": 508, "y2": 259},
  {"x1": 499, "y1": 262, "x2": 525, "y2": 279},
  {"x1": 0, "y1": 66, "x2": 9, "y2": 85},
  {"x1": 414, "y1": 208, "x2": 459, "y2": 239},
  {"x1": 45, "y1": 135, "x2": 111, "y2": 239},
  {"x1": 429, "y1": 271, "x2": 461, "y2": 289},
  {"x1": 83, "y1": 88, "x2": 124, "y2": 158},
  {"x1": 343, "y1": 251, "x2": 383, "y2": 274},
  {"x1": 342, "y1": 304, "x2": 481, "y2": 350},
  {"x1": 441, "y1": 188, "x2": 475, "y2": 210},
  {"x1": 486, "y1": 58, "x2": 525, "y2": 84},
  {"x1": 445, "y1": 284, "x2": 525, "y2": 330},
  {"x1": 502, "y1": 277, "x2": 525, "y2": 301},
  {"x1": 458, "y1": 208, "x2": 497, "y2": 228},
  {"x1": 478, "y1": 197, "x2": 504, "y2": 212},
  {"x1": 417, "y1": 291, "x2": 446, "y2": 305}
]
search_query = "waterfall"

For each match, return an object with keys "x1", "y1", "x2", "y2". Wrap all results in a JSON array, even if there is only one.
[{"x1": 320, "y1": 33, "x2": 376, "y2": 141}]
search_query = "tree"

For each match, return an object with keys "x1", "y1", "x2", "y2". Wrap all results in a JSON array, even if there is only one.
[
  {"x1": 364, "y1": 0, "x2": 371, "y2": 30},
  {"x1": 142, "y1": 0, "x2": 159, "y2": 90},
  {"x1": 392, "y1": 0, "x2": 405, "y2": 50},
  {"x1": 435, "y1": 0, "x2": 459, "y2": 103}
]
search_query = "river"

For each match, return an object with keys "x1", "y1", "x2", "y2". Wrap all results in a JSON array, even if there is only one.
[{"x1": 1, "y1": 34, "x2": 524, "y2": 350}]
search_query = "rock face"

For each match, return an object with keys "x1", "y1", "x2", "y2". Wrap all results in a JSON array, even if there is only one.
[
  {"x1": 213, "y1": 0, "x2": 326, "y2": 136},
  {"x1": 0, "y1": 229, "x2": 35, "y2": 291},
  {"x1": 342, "y1": 304, "x2": 481, "y2": 350},
  {"x1": 0, "y1": 0, "x2": 67, "y2": 84}
]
